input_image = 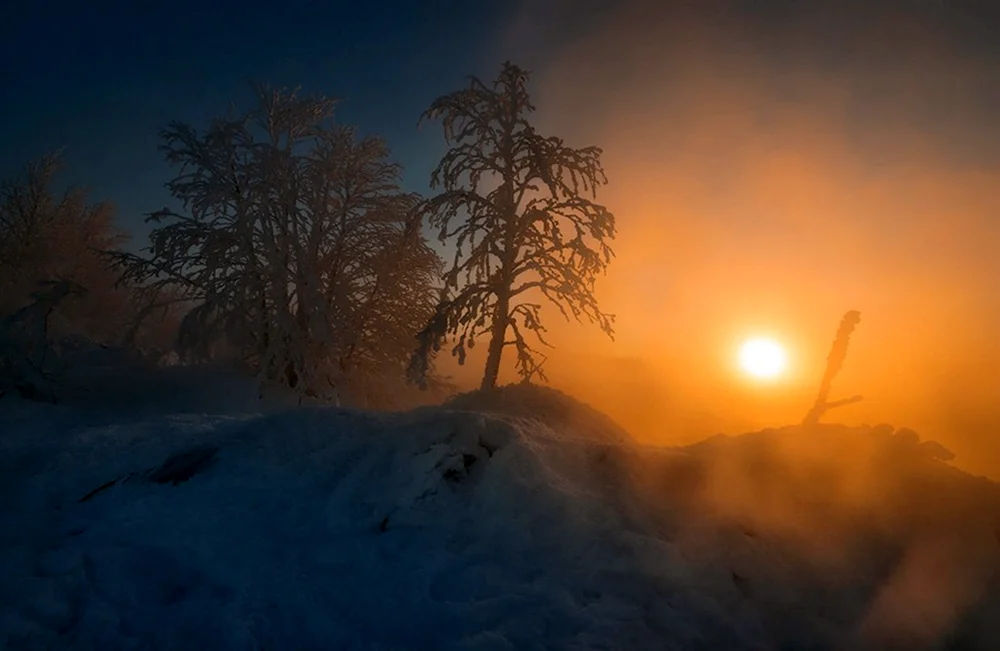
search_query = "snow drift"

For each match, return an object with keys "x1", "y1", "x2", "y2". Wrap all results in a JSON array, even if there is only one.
[{"x1": 3, "y1": 380, "x2": 1000, "y2": 650}]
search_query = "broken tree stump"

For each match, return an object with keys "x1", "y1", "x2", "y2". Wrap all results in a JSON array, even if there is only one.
[{"x1": 803, "y1": 310, "x2": 863, "y2": 426}]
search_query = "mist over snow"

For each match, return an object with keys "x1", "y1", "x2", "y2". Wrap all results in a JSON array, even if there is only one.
[
  {"x1": 3, "y1": 352, "x2": 1000, "y2": 650},
  {"x1": 5, "y1": 3, "x2": 1000, "y2": 649}
]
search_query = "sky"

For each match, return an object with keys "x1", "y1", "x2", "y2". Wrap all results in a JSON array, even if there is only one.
[
  {"x1": 0, "y1": 0, "x2": 530, "y2": 235},
  {"x1": 510, "y1": 0, "x2": 1000, "y2": 474},
  {"x1": 5, "y1": 0, "x2": 1000, "y2": 473}
]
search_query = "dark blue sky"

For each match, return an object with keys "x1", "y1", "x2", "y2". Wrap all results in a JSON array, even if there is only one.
[
  {"x1": 3, "y1": 0, "x2": 1000, "y2": 249},
  {"x1": 0, "y1": 0, "x2": 576, "y2": 244}
]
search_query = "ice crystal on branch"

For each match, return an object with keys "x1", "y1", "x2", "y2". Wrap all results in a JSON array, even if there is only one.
[{"x1": 410, "y1": 62, "x2": 617, "y2": 390}]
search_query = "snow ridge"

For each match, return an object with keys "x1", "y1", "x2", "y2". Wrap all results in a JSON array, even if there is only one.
[{"x1": 3, "y1": 384, "x2": 1000, "y2": 649}]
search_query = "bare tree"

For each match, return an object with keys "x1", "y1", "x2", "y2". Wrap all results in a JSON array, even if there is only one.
[
  {"x1": 0, "y1": 153, "x2": 132, "y2": 342},
  {"x1": 109, "y1": 85, "x2": 443, "y2": 406},
  {"x1": 409, "y1": 62, "x2": 617, "y2": 391},
  {"x1": 0, "y1": 155, "x2": 167, "y2": 398}
]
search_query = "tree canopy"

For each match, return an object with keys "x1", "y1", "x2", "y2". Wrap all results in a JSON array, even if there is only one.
[
  {"x1": 111, "y1": 85, "x2": 443, "y2": 406},
  {"x1": 410, "y1": 62, "x2": 616, "y2": 390},
  {"x1": 0, "y1": 154, "x2": 135, "y2": 342}
]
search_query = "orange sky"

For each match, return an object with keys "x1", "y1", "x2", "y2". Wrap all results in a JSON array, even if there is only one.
[{"x1": 444, "y1": 1, "x2": 1000, "y2": 477}]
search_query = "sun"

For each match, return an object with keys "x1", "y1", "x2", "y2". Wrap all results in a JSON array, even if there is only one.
[{"x1": 738, "y1": 337, "x2": 787, "y2": 379}]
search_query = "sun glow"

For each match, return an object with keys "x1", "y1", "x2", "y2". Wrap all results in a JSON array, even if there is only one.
[{"x1": 738, "y1": 337, "x2": 788, "y2": 379}]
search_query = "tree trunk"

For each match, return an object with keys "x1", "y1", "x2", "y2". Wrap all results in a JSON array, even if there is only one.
[
  {"x1": 481, "y1": 290, "x2": 509, "y2": 390},
  {"x1": 481, "y1": 139, "x2": 518, "y2": 391},
  {"x1": 802, "y1": 310, "x2": 862, "y2": 426}
]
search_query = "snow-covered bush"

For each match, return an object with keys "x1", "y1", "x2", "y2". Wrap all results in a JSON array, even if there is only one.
[
  {"x1": 445, "y1": 383, "x2": 631, "y2": 444},
  {"x1": 108, "y1": 85, "x2": 444, "y2": 407},
  {"x1": 0, "y1": 280, "x2": 86, "y2": 402}
]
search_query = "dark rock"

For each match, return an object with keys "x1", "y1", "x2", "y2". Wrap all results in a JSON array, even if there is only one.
[{"x1": 146, "y1": 445, "x2": 219, "y2": 485}]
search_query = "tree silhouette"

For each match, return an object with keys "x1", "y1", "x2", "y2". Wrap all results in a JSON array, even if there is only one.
[
  {"x1": 409, "y1": 62, "x2": 616, "y2": 391},
  {"x1": 802, "y1": 310, "x2": 863, "y2": 426},
  {"x1": 0, "y1": 153, "x2": 133, "y2": 342},
  {"x1": 110, "y1": 85, "x2": 442, "y2": 406}
]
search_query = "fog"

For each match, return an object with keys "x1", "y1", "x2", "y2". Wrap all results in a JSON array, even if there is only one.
[{"x1": 448, "y1": 0, "x2": 1000, "y2": 477}]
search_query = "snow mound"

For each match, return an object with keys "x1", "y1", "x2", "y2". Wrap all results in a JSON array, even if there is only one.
[
  {"x1": 0, "y1": 400, "x2": 756, "y2": 650},
  {"x1": 444, "y1": 383, "x2": 632, "y2": 445},
  {"x1": 4, "y1": 386, "x2": 1000, "y2": 650}
]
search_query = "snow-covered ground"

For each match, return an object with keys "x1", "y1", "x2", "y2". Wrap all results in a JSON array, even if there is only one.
[{"x1": 4, "y1": 357, "x2": 1000, "y2": 650}]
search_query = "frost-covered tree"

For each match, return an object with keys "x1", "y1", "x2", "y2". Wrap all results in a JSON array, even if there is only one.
[
  {"x1": 110, "y1": 85, "x2": 443, "y2": 406},
  {"x1": 0, "y1": 154, "x2": 133, "y2": 342},
  {"x1": 409, "y1": 62, "x2": 616, "y2": 390},
  {"x1": 0, "y1": 155, "x2": 165, "y2": 398}
]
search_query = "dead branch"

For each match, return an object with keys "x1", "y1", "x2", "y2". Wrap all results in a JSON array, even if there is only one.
[{"x1": 803, "y1": 310, "x2": 862, "y2": 426}]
